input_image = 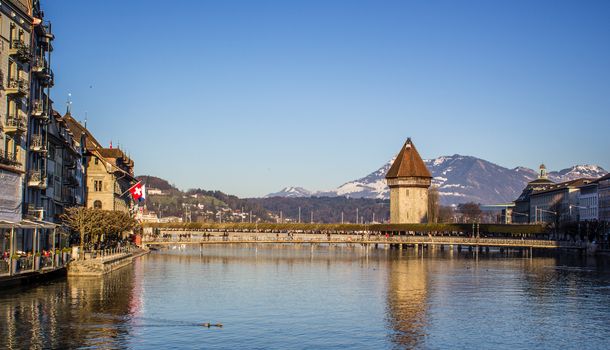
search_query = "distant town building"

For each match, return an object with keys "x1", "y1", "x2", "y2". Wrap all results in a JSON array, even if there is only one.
[
  {"x1": 512, "y1": 164, "x2": 555, "y2": 223},
  {"x1": 147, "y1": 187, "x2": 166, "y2": 195},
  {"x1": 597, "y1": 173, "x2": 610, "y2": 223},
  {"x1": 578, "y1": 181, "x2": 599, "y2": 221},
  {"x1": 385, "y1": 138, "x2": 432, "y2": 224},
  {"x1": 158, "y1": 216, "x2": 182, "y2": 224},
  {"x1": 528, "y1": 178, "x2": 594, "y2": 224}
]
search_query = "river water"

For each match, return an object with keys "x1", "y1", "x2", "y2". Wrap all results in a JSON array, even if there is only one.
[{"x1": 1, "y1": 245, "x2": 610, "y2": 349}]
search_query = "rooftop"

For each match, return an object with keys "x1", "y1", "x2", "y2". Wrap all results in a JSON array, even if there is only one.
[{"x1": 385, "y1": 138, "x2": 432, "y2": 179}]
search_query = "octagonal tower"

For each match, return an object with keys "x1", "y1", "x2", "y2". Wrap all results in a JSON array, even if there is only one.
[{"x1": 385, "y1": 138, "x2": 432, "y2": 224}]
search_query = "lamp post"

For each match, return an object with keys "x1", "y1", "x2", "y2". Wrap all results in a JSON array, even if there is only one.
[{"x1": 569, "y1": 205, "x2": 588, "y2": 239}]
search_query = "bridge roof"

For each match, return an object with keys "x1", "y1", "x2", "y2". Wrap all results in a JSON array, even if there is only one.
[{"x1": 386, "y1": 138, "x2": 432, "y2": 179}]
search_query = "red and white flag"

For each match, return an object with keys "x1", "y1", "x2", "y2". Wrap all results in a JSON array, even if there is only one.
[{"x1": 128, "y1": 182, "x2": 146, "y2": 202}]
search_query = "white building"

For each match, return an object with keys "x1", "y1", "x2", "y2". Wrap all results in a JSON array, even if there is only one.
[{"x1": 578, "y1": 182, "x2": 599, "y2": 221}]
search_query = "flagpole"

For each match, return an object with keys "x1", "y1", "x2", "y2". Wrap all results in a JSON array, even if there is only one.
[{"x1": 121, "y1": 181, "x2": 142, "y2": 197}]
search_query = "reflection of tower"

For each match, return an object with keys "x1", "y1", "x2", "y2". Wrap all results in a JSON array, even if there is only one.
[
  {"x1": 386, "y1": 257, "x2": 428, "y2": 348},
  {"x1": 386, "y1": 138, "x2": 432, "y2": 223}
]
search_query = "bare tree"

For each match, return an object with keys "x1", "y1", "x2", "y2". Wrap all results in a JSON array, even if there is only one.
[
  {"x1": 428, "y1": 186, "x2": 440, "y2": 223},
  {"x1": 438, "y1": 205, "x2": 455, "y2": 223},
  {"x1": 60, "y1": 207, "x2": 103, "y2": 258},
  {"x1": 458, "y1": 202, "x2": 482, "y2": 222}
]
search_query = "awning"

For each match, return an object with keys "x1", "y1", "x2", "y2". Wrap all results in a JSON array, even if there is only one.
[
  {"x1": 0, "y1": 220, "x2": 19, "y2": 229},
  {"x1": 0, "y1": 219, "x2": 58, "y2": 229}
]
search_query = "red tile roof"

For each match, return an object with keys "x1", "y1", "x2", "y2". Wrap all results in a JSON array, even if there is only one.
[{"x1": 386, "y1": 138, "x2": 432, "y2": 179}]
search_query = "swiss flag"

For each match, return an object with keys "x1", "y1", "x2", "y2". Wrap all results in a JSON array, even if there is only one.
[{"x1": 129, "y1": 182, "x2": 146, "y2": 202}]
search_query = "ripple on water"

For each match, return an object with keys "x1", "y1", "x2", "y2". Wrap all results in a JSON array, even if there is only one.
[{"x1": 1, "y1": 248, "x2": 610, "y2": 349}]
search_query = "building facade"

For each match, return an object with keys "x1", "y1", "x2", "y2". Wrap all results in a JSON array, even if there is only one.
[
  {"x1": 385, "y1": 138, "x2": 432, "y2": 224},
  {"x1": 512, "y1": 164, "x2": 555, "y2": 223},
  {"x1": 63, "y1": 113, "x2": 136, "y2": 213},
  {"x1": 22, "y1": 0, "x2": 54, "y2": 221},
  {"x1": 578, "y1": 182, "x2": 599, "y2": 221},
  {"x1": 0, "y1": 0, "x2": 68, "y2": 277},
  {"x1": 529, "y1": 178, "x2": 594, "y2": 224},
  {"x1": 86, "y1": 148, "x2": 135, "y2": 213},
  {"x1": 597, "y1": 174, "x2": 610, "y2": 223},
  {"x1": 0, "y1": 0, "x2": 32, "y2": 225}
]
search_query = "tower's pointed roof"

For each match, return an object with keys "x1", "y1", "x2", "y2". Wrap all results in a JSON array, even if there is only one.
[{"x1": 385, "y1": 138, "x2": 432, "y2": 179}]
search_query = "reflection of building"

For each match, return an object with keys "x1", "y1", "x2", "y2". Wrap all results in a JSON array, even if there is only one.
[
  {"x1": 386, "y1": 138, "x2": 432, "y2": 223},
  {"x1": 0, "y1": 266, "x2": 135, "y2": 348},
  {"x1": 386, "y1": 257, "x2": 427, "y2": 348}
]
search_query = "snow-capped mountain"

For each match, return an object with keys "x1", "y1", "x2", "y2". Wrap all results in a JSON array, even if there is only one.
[
  {"x1": 265, "y1": 187, "x2": 312, "y2": 198},
  {"x1": 547, "y1": 165, "x2": 607, "y2": 182},
  {"x1": 266, "y1": 155, "x2": 608, "y2": 205}
]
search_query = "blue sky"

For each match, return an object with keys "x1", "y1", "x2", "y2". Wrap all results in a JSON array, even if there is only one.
[{"x1": 44, "y1": 0, "x2": 610, "y2": 197}]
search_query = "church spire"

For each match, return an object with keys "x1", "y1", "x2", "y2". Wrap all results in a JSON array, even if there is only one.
[{"x1": 66, "y1": 93, "x2": 72, "y2": 114}]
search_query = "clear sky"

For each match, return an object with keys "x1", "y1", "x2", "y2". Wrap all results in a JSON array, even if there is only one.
[{"x1": 43, "y1": 0, "x2": 610, "y2": 197}]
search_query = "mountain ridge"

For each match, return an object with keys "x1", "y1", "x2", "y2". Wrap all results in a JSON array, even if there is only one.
[{"x1": 266, "y1": 155, "x2": 607, "y2": 205}]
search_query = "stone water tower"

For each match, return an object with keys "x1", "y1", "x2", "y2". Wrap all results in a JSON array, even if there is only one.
[{"x1": 385, "y1": 138, "x2": 432, "y2": 223}]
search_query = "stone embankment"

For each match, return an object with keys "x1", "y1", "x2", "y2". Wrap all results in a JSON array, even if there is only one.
[{"x1": 67, "y1": 248, "x2": 149, "y2": 277}]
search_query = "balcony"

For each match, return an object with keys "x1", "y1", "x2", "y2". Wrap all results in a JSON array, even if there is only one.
[
  {"x1": 6, "y1": 79, "x2": 29, "y2": 96},
  {"x1": 4, "y1": 117, "x2": 27, "y2": 134},
  {"x1": 26, "y1": 204, "x2": 44, "y2": 220},
  {"x1": 9, "y1": 39, "x2": 31, "y2": 63},
  {"x1": 28, "y1": 170, "x2": 48, "y2": 189},
  {"x1": 38, "y1": 24, "x2": 55, "y2": 50},
  {"x1": 31, "y1": 100, "x2": 49, "y2": 120},
  {"x1": 65, "y1": 159, "x2": 77, "y2": 169},
  {"x1": 0, "y1": 149, "x2": 21, "y2": 167},
  {"x1": 32, "y1": 58, "x2": 47, "y2": 73},
  {"x1": 30, "y1": 134, "x2": 47, "y2": 153},
  {"x1": 40, "y1": 69, "x2": 54, "y2": 87},
  {"x1": 64, "y1": 173, "x2": 79, "y2": 187}
]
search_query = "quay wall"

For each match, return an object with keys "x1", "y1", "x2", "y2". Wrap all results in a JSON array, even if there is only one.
[{"x1": 68, "y1": 249, "x2": 149, "y2": 277}]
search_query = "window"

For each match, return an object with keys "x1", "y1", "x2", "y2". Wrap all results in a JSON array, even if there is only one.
[
  {"x1": 94, "y1": 180, "x2": 103, "y2": 192},
  {"x1": 9, "y1": 23, "x2": 15, "y2": 44},
  {"x1": 95, "y1": 157, "x2": 99, "y2": 165},
  {"x1": 93, "y1": 200, "x2": 102, "y2": 210}
]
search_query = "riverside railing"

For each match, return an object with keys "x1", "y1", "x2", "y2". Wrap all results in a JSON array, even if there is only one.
[{"x1": 82, "y1": 245, "x2": 133, "y2": 260}]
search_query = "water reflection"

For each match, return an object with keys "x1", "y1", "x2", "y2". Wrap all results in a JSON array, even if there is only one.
[
  {"x1": 386, "y1": 253, "x2": 428, "y2": 348},
  {"x1": 0, "y1": 265, "x2": 135, "y2": 349},
  {"x1": 0, "y1": 246, "x2": 609, "y2": 349}
]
